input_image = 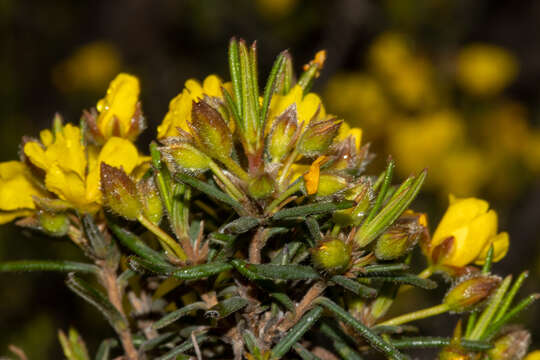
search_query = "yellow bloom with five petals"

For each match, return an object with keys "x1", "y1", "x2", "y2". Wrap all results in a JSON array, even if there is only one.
[
  {"x1": 0, "y1": 161, "x2": 46, "y2": 224},
  {"x1": 24, "y1": 123, "x2": 147, "y2": 213},
  {"x1": 429, "y1": 195, "x2": 509, "y2": 268},
  {"x1": 96, "y1": 73, "x2": 141, "y2": 140}
]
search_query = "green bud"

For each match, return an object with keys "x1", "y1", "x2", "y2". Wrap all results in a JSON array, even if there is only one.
[
  {"x1": 100, "y1": 163, "x2": 141, "y2": 220},
  {"x1": 297, "y1": 119, "x2": 341, "y2": 157},
  {"x1": 332, "y1": 181, "x2": 372, "y2": 226},
  {"x1": 274, "y1": 51, "x2": 294, "y2": 95},
  {"x1": 160, "y1": 142, "x2": 211, "y2": 175},
  {"x1": 374, "y1": 217, "x2": 424, "y2": 260},
  {"x1": 267, "y1": 106, "x2": 298, "y2": 162},
  {"x1": 38, "y1": 210, "x2": 69, "y2": 237},
  {"x1": 248, "y1": 174, "x2": 275, "y2": 199},
  {"x1": 488, "y1": 329, "x2": 531, "y2": 360},
  {"x1": 190, "y1": 100, "x2": 233, "y2": 162},
  {"x1": 311, "y1": 238, "x2": 351, "y2": 274},
  {"x1": 138, "y1": 177, "x2": 163, "y2": 225},
  {"x1": 315, "y1": 174, "x2": 348, "y2": 197},
  {"x1": 444, "y1": 274, "x2": 501, "y2": 313}
]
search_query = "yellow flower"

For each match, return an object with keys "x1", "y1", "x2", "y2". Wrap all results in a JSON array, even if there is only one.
[
  {"x1": 525, "y1": 351, "x2": 540, "y2": 360},
  {"x1": 24, "y1": 123, "x2": 147, "y2": 213},
  {"x1": 430, "y1": 195, "x2": 509, "y2": 267},
  {"x1": 457, "y1": 44, "x2": 518, "y2": 97},
  {"x1": 0, "y1": 161, "x2": 46, "y2": 224},
  {"x1": 96, "y1": 73, "x2": 141, "y2": 140},
  {"x1": 52, "y1": 41, "x2": 122, "y2": 93},
  {"x1": 336, "y1": 122, "x2": 362, "y2": 150},
  {"x1": 266, "y1": 85, "x2": 326, "y2": 133},
  {"x1": 369, "y1": 32, "x2": 413, "y2": 77},
  {"x1": 157, "y1": 75, "x2": 231, "y2": 139}
]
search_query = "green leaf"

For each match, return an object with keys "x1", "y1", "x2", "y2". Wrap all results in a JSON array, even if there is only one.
[
  {"x1": 205, "y1": 296, "x2": 249, "y2": 319},
  {"x1": 153, "y1": 302, "x2": 208, "y2": 330},
  {"x1": 128, "y1": 256, "x2": 233, "y2": 280},
  {"x1": 0, "y1": 260, "x2": 98, "y2": 274},
  {"x1": 155, "y1": 332, "x2": 209, "y2": 360},
  {"x1": 305, "y1": 216, "x2": 322, "y2": 245},
  {"x1": 94, "y1": 339, "x2": 118, "y2": 360},
  {"x1": 364, "y1": 158, "x2": 394, "y2": 224},
  {"x1": 82, "y1": 215, "x2": 109, "y2": 259},
  {"x1": 315, "y1": 297, "x2": 405, "y2": 360},
  {"x1": 483, "y1": 293, "x2": 540, "y2": 340},
  {"x1": 228, "y1": 38, "x2": 243, "y2": 122},
  {"x1": 293, "y1": 343, "x2": 323, "y2": 360},
  {"x1": 271, "y1": 241, "x2": 303, "y2": 265},
  {"x1": 361, "y1": 274, "x2": 437, "y2": 290},
  {"x1": 260, "y1": 52, "x2": 286, "y2": 127},
  {"x1": 66, "y1": 274, "x2": 127, "y2": 332},
  {"x1": 494, "y1": 271, "x2": 528, "y2": 322},
  {"x1": 139, "y1": 332, "x2": 177, "y2": 352},
  {"x1": 270, "y1": 292, "x2": 296, "y2": 312},
  {"x1": 330, "y1": 275, "x2": 377, "y2": 298},
  {"x1": 390, "y1": 337, "x2": 492, "y2": 351},
  {"x1": 272, "y1": 200, "x2": 355, "y2": 220},
  {"x1": 175, "y1": 173, "x2": 242, "y2": 210},
  {"x1": 320, "y1": 322, "x2": 364, "y2": 360},
  {"x1": 271, "y1": 307, "x2": 323, "y2": 358},
  {"x1": 150, "y1": 142, "x2": 173, "y2": 215},
  {"x1": 108, "y1": 221, "x2": 167, "y2": 265},
  {"x1": 356, "y1": 170, "x2": 426, "y2": 247},
  {"x1": 220, "y1": 216, "x2": 261, "y2": 234},
  {"x1": 231, "y1": 260, "x2": 320, "y2": 281},
  {"x1": 59, "y1": 328, "x2": 90, "y2": 360},
  {"x1": 364, "y1": 263, "x2": 409, "y2": 274}
]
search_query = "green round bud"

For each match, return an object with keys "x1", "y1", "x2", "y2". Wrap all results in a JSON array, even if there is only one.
[
  {"x1": 39, "y1": 211, "x2": 69, "y2": 237},
  {"x1": 311, "y1": 238, "x2": 352, "y2": 274}
]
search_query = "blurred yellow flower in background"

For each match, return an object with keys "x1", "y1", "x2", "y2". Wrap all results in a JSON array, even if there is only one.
[
  {"x1": 52, "y1": 41, "x2": 122, "y2": 93},
  {"x1": 0, "y1": 161, "x2": 46, "y2": 224},
  {"x1": 157, "y1": 75, "x2": 231, "y2": 139},
  {"x1": 457, "y1": 44, "x2": 518, "y2": 97},
  {"x1": 256, "y1": 0, "x2": 298, "y2": 19},
  {"x1": 96, "y1": 73, "x2": 141, "y2": 140},
  {"x1": 324, "y1": 73, "x2": 388, "y2": 139},
  {"x1": 525, "y1": 351, "x2": 540, "y2": 360},
  {"x1": 428, "y1": 195, "x2": 509, "y2": 268}
]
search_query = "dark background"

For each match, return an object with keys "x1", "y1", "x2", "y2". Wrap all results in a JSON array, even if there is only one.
[{"x1": 1, "y1": 0, "x2": 540, "y2": 358}]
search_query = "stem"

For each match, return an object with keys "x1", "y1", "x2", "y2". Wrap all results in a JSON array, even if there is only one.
[
  {"x1": 277, "y1": 149, "x2": 300, "y2": 187},
  {"x1": 221, "y1": 157, "x2": 250, "y2": 182},
  {"x1": 378, "y1": 303, "x2": 450, "y2": 326},
  {"x1": 101, "y1": 266, "x2": 138, "y2": 360},
  {"x1": 266, "y1": 181, "x2": 302, "y2": 214},
  {"x1": 209, "y1": 161, "x2": 244, "y2": 200},
  {"x1": 137, "y1": 214, "x2": 187, "y2": 261}
]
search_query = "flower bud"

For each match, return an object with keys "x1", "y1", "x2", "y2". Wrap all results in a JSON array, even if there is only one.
[
  {"x1": 38, "y1": 210, "x2": 69, "y2": 237},
  {"x1": 248, "y1": 174, "x2": 275, "y2": 199},
  {"x1": 332, "y1": 181, "x2": 372, "y2": 226},
  {"x1": 311, "y1": 238, "x2": 352, "y2": 274},
  {"x1": 297, "y1": 119, "x2": 341, "y2": 157},
  {"x1": 488, "y1": 329, "x2": 531, "y2": 360},
  {"x1": 315, "y1": 174, "x2": 348, "y2": 197},
  {"x1": 374, "y1": 215, "x2": 425, "y2": 260},
  {"x1": 100, "y1": 163, "x2": 141, "y2": 220},
  {"x1": 160, "y1": 143, "x2": 211, "y2": 175},
  {"x1": 267, "y1": 105, "x2": 299, "y2": 162},
  {"x1": 190, "y1": 100, "x2": 233, "y2": 162},
  {"x1": 444, "y1": 274, "x2": 501, "y2": 313},
  {"x1": 138, "y1": 177, "x2": 163, "y2": 225}
]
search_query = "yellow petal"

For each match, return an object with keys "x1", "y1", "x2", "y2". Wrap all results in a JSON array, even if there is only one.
[
  {"x1": 185, "y1": 78, "x2": 204, "y2": 100},
  {"x1": 96, "y1": 73, "x2": 140, "y2": 138},
  {"x1": 0, "y1": 209, "x2": 34, "y2": 224},
  {"x1": 525, "y1": 351, "x2": 540, "y2": 360},
  {"x1": 24, "y1": 142, "x2": 50, "y2": 170},
  {"x1": 432, "y1": 195, "x2": 489, "y2": 246},
  {"x1": 304, "y1": 156, "x2": 327, "y2": 195},
  {"x1": 45, "y1": 164, "x2": 87, "y2": 205},
  {"x1": 40, "y1": 129, "x2": 54, "y2": 146},
  {"x1": 289, "y1": 164, "x2": 309, "y2": 184},
  {"x1": 299, "y1": 92, "x2": 325, "y2": 124},
  {"x1": 48, "y1": 124, "x2": 87, "y2": 178},
  {"x1": 157, "y1": 90, "x2": 193, "y2": 139},
  {"x1": 0, "y1": 161, "x2": 42, "y2": 211},
  {"x1": 475, "y1": 232, "x2": 510, "y2": 265},
  {"x1": 443, "y1": 209, "x2": 497, "y2": 267},
  {"x1": 202, "y1": 75, "x2": 223, "y2": 97}
]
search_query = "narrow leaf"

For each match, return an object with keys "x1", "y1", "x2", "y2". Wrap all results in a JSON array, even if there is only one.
[
  {"x1": 364, "y1": 263, "x2": 409, "y2": 274},
  {"x1": 108, "y1": 221, "x2": 167, "y2": 264},
  {"x1": 271, "y1": 307, "x2": 323, "y2": 358},
  {"x1": 220, "y1": 216, "x2": 261, "y2": 234},
  {"x1": 390, "y1": 337, "x2": 492, "y2": 351},
  {"x1": 175, "y1": 173, "x2": 242, "y2": 210},
  {"x1": 260, "y1": 52, "x2": 286, "y2": 126},
  {"x1": 231, "y1": 260, "x2": 320, "y2": 281},
  {"x1": 331, "y1": 275, "x2": 377, "y2": 298},
  {"x1": 155, "y1": 333, "x2": 209, "y2": 360},
  {"x1": 0, "y1": 260, "x2": 98, "y2": 274},
  {"x1": 364, "y1": 158, "x2": 394, "y2": 224},
  {"x1": 94, "y1": 339, "x2": 118, "y2": 360},
  {"x1": 153, "y1": 302, "x2": 207, "y2": 330},
  {"x1": 205, "y1": 296, "x2": 249, "y2": 319},
  {"x1": 128, "y1": 256, "x2": 232, "y2": 280},
  {"x1": 362, "y1": 274, "x2": 437, "y2": 290},
  {"x1": 272, "y1": 200, "x2": 355, "y2": 220}
]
